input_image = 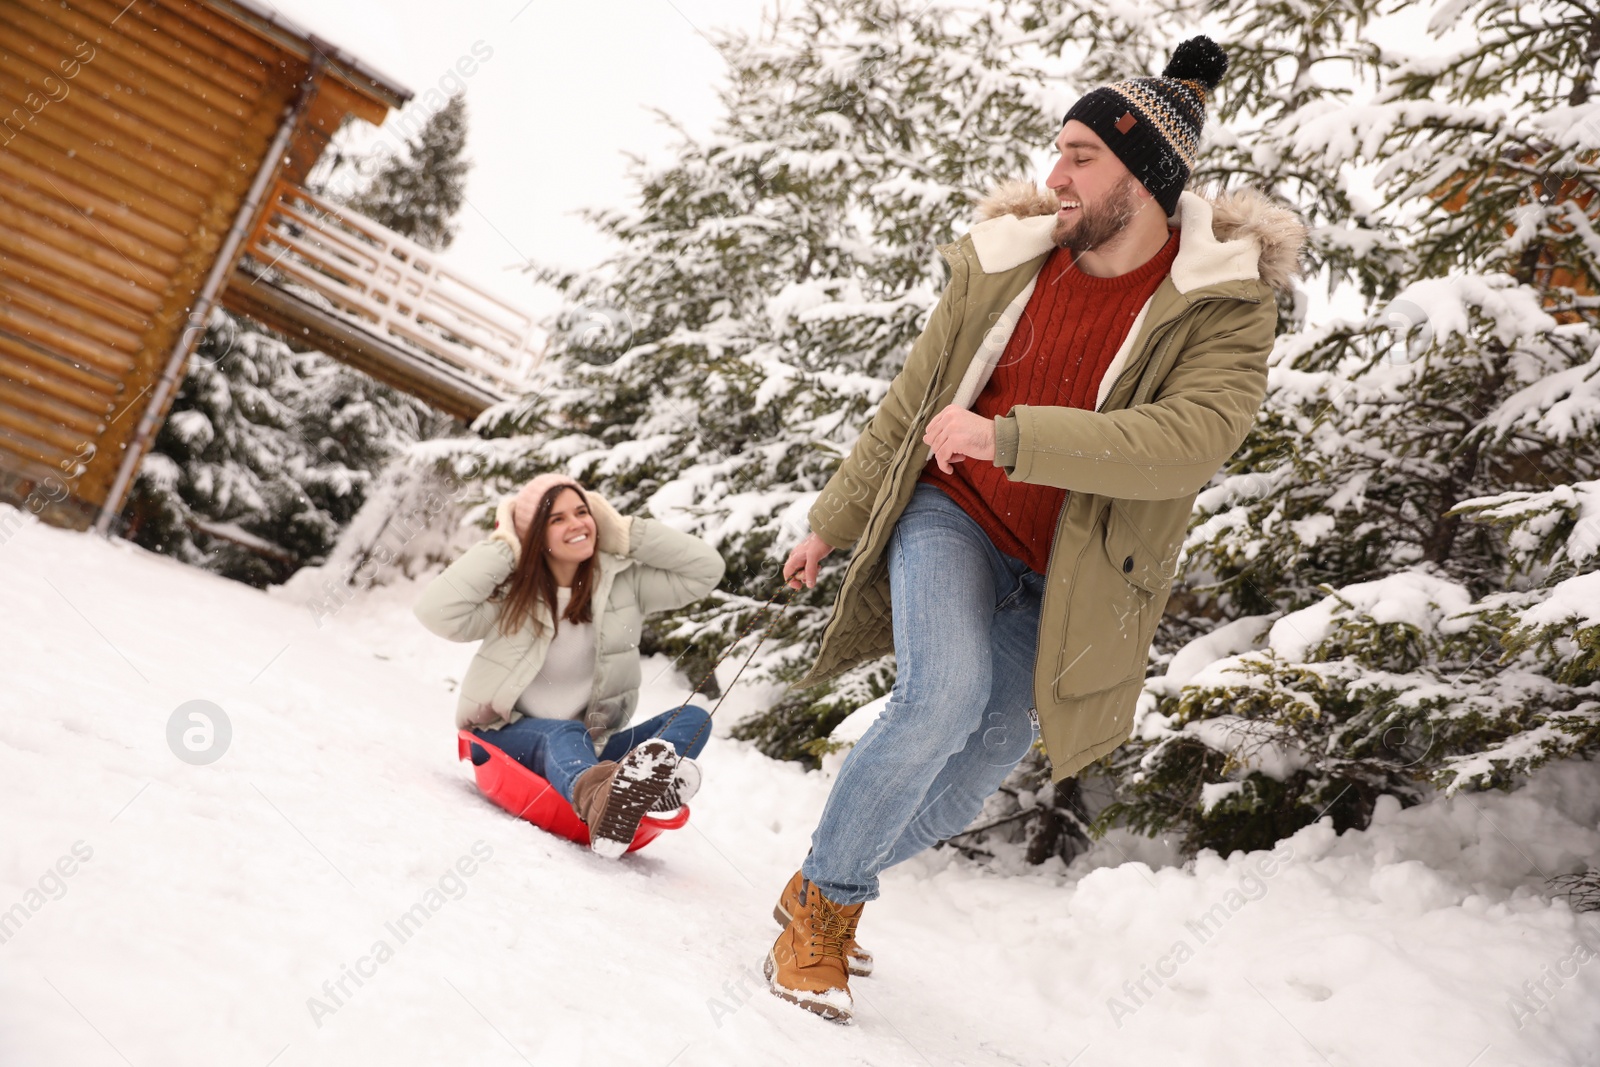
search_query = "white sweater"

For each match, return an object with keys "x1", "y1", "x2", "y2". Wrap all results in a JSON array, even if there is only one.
[{"x1": 514, "y1": 586, "x2": 595, "y2": 721}]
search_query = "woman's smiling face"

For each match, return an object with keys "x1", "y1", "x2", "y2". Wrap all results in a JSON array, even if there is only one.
[{"x1": 543, "y1": 487, "x2": 597, "y2": 567}]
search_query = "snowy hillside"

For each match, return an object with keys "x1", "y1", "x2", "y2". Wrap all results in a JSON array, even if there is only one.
[{"x1": 3, "y1": 506, "x2": 1598, "y2": 1066}]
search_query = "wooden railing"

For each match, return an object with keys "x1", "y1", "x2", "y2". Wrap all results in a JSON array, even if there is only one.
[{"x1": 242, "y1": 180, "x2": 544, "y2": 397}]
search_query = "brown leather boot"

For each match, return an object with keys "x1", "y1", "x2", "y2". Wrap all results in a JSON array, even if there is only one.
[
  {"x1": 764, "y1": 877, "x2": 865, "y2": 1023},
  {"x1": 570, "y1": 739, "x2": 677, "y2": 858},
  {"x1": 774, "y1": 869, "x2": 874, "y2": 977}
]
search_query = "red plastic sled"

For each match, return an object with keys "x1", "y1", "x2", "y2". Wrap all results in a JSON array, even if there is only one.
[{"x1": 457, "y1": 730, "x2": 689, "y2": 853}]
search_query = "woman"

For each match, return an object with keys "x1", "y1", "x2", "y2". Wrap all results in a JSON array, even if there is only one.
[{"x1": 414, "y1": 473, "x2": 726, "y2": 857}]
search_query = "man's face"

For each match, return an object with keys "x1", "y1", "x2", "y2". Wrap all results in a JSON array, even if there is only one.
[{"x1": 1046, "y1": 120, "x2": 1146, "y2": 253}]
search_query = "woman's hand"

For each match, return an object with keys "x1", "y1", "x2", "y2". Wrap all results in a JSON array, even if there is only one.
[
  {"x1": 922, "y1": 405, "x2": 996, "y2": 474},
  {"x1": 489, "y1": 496, "x2": 521, "y2": 564},
  {"x1": 783, "y1": 532, "x2": 835, "y2": 590},
  {"x1": 582, "y1": 490, "x2": 633, "y2": 555}
]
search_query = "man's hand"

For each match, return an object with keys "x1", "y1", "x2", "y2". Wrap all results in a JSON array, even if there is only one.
[
  {"x1": 783, "y1": 532, "x2": 835, "y2": 590},
  {"x1": 923, "y1": 405, "x2": 997, "y2": 474}
]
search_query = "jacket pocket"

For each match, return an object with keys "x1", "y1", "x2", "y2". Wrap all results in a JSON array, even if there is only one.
[
  {"x1": 1052, "y1": 511, "x2": 1161, "y2": 700},
  {"x1": 1102, "y1": 499, "x2": 1185, "y2": 594}
]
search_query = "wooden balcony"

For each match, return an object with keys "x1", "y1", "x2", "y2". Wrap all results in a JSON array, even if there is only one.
[{"x1": 220, "y1": 179, "x2": 545, "y2": 421}]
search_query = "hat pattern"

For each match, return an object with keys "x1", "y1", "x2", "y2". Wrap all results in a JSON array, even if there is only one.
[{"x1": 1061, "y1": 37, "x2": 1228, "y2": 216}]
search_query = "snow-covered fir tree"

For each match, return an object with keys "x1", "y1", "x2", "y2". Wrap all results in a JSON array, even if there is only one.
[
  {"x1": 120, "y1": 316, "x2": 453, "y2": 587},
  {"x1": 121, "y1": 100, "x2": 471, "y2": 585},
  {"x1": 428, "y1": 0, "x2": 1168, "y2": 757},
  {"x1": 1097, "y1": 0, "x2": 1600, "y2": 855},
  {"x1": 318, "y1": 93, "x2": 471, "y2": 250},
  {"x1": 390, "y1": 0, "x2": 1594, "y2": 868}
]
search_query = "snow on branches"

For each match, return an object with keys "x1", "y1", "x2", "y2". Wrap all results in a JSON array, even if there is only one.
[{"x1": 1104, "y1": 0, "x2": 1600, "y2": 857}]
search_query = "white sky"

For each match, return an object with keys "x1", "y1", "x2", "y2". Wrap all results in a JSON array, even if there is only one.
[
  {"x1": 261, "y1": 0, "x2": 1443, "y2": 328},
  {"x1": 268, "y1": 0, "x2": 777, "y2": 315}
]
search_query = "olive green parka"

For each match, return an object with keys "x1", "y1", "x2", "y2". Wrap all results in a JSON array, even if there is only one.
[{"x1": 795, "y1": 182, "x2": 1307, "y2": 781}]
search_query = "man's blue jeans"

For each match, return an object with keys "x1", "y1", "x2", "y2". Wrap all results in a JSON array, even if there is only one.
[
  {"x1": 803, "y1": 482, "x2": 1044, "y2": 904},
  {"x1": 468, "y1": 705, "x2": 711, "y2": 803}
]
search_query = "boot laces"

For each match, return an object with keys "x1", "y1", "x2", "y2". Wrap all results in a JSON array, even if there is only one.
[{"x1": 807, "y1": 896, "x2": 855, "y2": 960}]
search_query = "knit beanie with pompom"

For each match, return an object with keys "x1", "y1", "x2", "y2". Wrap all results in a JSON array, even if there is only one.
[{"x1": 1060, "y1": 36, "x2": 1229, "y2": 216}]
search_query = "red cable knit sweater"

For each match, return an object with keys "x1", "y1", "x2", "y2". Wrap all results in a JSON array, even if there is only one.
[{"x1": 919, "y1": 228, "x2": 1180, "y2": 574}]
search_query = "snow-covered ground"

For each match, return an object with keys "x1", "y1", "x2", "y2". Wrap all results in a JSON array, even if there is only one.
[{"x1": 4, "y1": 506, "x2": 1599, "y2": 1066}]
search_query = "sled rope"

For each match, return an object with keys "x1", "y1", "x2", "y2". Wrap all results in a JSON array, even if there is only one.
[{"x1": 656, "y1": 580, "x2": 797, "y2": 759}]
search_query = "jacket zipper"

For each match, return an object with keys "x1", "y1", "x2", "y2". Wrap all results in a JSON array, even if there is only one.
[{"x1": 586, "y1": 581, "x2": 604, "y2": 725}]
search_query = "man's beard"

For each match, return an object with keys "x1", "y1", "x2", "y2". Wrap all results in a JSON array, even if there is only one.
[{"x1": 1052, "y1": 174, "x2": 1142, "y2": 253}]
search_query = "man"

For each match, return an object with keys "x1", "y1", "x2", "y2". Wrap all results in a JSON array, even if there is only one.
[{"x1": 764, "y1": 36, "x2": 1308, "y2": 1022}]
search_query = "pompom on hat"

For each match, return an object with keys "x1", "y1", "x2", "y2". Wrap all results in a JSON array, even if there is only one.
[
  {"x1": 510, "y1": 473, "x2": 585, "y2": 543},
  {"x1": 1060, "y1": 36, "x2": 1229, "y2": 216}
]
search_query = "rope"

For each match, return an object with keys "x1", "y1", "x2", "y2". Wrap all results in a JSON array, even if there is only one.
[{"x1": 652, "y1": 579, "x2": 797, "y2": 761}]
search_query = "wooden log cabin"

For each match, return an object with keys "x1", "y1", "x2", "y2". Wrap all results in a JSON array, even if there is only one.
[
  {"x1": 0, "y1": 0, "x2": 543, "y2": 536},
  {"x1": 1432, "y1": 145, "x2": 1597, "y2": 322}
]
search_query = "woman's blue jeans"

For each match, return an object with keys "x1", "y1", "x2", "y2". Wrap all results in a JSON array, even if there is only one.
[
  {"x1": 803, "y1": 482, "x2": 1044, "y2": 904},
  {"x1": 468, "y1": 705, "x2": 711, "y2": 803}
]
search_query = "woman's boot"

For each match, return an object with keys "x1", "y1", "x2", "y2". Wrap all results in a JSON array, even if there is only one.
[
  {"x1": 571, "y1": 738, "x2": 676, "y2": 857},
  {"x1": 649, "y1": 757, "x2": 701, "y2": 813}
]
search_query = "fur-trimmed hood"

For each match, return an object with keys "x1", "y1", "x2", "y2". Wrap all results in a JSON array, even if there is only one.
[{"x1": 967, "y1": 180, "x2": 1307, "y2": 296}]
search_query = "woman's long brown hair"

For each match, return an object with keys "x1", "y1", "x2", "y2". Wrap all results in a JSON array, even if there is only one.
[{"x1": 493, "y1": 485, "x2": 597, "y2": 639}]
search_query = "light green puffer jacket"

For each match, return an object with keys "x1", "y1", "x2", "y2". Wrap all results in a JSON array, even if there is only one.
[{"x1": 413, "y1": 507, "x2": 725, "y2": 745}]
